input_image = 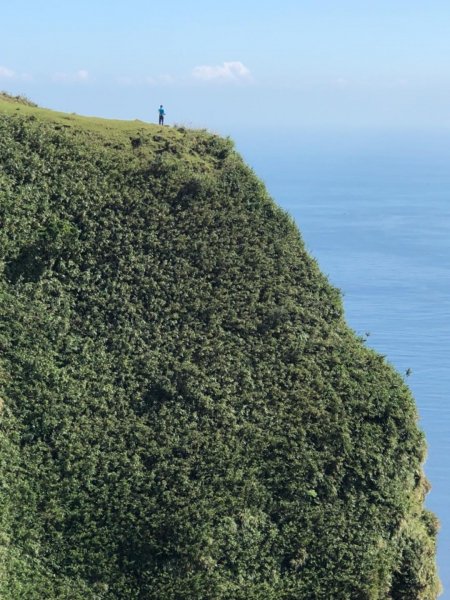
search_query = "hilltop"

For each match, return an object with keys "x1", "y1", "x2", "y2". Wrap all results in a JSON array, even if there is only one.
[{"x1": 0, "y1": 94, "x2": 440, "y2": 599}]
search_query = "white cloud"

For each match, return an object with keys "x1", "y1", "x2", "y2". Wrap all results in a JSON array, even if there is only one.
[
  {"x1": 76, "y1": 69, "x2": 89, "y2": 81},
  {"x1": 116, "y1": 63, "x2": 252, "y2": 87},
  {"x1": 53, "y1": 69, "x2": 90, "y2": 83},
  {"x1": 192, "y1": 61, "x2": 253, "y2": 83},
  {"x1": 0, "y1": 66, "x2": 15, "y2": 78},
  {"x1": 0, "y1": 66, "x2": 33, "y2": 81}
]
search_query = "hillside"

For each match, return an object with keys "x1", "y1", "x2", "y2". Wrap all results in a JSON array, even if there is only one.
[{"x1": 0, "y1": 93, "x2": 440, "y2": 599}]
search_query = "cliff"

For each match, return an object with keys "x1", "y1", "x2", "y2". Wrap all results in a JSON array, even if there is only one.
[{"x1": 0, "y1": 93, "x2": 440, "y2": 599}]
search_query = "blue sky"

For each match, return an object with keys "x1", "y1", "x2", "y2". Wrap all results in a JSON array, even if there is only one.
[{"x1": 2, "y1": 0, "x2": 450, "y2": 135}]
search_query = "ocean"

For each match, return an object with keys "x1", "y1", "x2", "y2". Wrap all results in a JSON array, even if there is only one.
[{"x1": 237, "y1": 130, "x2": 450, "y2": 596}]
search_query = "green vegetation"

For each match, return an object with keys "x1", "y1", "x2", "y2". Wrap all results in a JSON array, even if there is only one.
[{"x1": 0, "y1": 94, "x2": 440, "y2": 598}]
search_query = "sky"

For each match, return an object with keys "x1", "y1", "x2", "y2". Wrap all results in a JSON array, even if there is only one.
[{"x1": 2, "y1": 0, "x2": 450, "y2": 136}]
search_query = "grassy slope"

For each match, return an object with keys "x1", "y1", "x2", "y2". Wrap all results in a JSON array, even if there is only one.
[
  {"x1": 0, "y1": 91, "x2": 169, "y2": 140},
  {"x1": 0, "y1": 94, "x2": 440, "y2": 599},
  {"x1": 0, "y1": 92, "x2": 218, "y2": 169}
]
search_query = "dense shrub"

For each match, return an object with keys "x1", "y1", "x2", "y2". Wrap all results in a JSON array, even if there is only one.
[{"x1": 0, "y1": 108, "x2": 439, "y2": 598}]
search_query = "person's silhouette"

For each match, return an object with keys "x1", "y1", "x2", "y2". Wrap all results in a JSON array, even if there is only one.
[{"x1": 158, "y1": 105, "x2": 166, "y2": 125}]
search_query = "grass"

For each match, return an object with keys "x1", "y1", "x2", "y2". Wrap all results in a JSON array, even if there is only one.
[{"x1": 0, "y1": 92, "x2": 231, "y2": 173}]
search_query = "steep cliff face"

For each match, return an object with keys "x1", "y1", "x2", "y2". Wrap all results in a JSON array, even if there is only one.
[{"x1": 0, "y1": 96, "x2": 439, "y2": 599}]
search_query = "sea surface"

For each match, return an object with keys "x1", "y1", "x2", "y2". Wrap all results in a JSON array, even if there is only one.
[{"x1": 237, "y1": 130, "x2": 450, "y2": 596}]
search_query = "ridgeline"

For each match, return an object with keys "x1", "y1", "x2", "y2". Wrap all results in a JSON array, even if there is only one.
[{"x1": 0, "y1": 93, "x2": 440, "y2": 599}]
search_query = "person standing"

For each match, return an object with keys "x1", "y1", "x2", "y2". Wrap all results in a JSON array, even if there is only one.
[{"x1": 158, "y1": 105, "x2": 166, "y2": 125}]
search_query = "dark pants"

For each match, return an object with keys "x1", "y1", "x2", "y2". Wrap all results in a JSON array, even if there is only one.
[{"x1": 159, "y1": 115, "x2": 164, "y2": 125}]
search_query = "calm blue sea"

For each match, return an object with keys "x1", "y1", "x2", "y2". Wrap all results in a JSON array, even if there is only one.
[{"x1": 237, "y1": 131, "x2": 450, "y2": 596}]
